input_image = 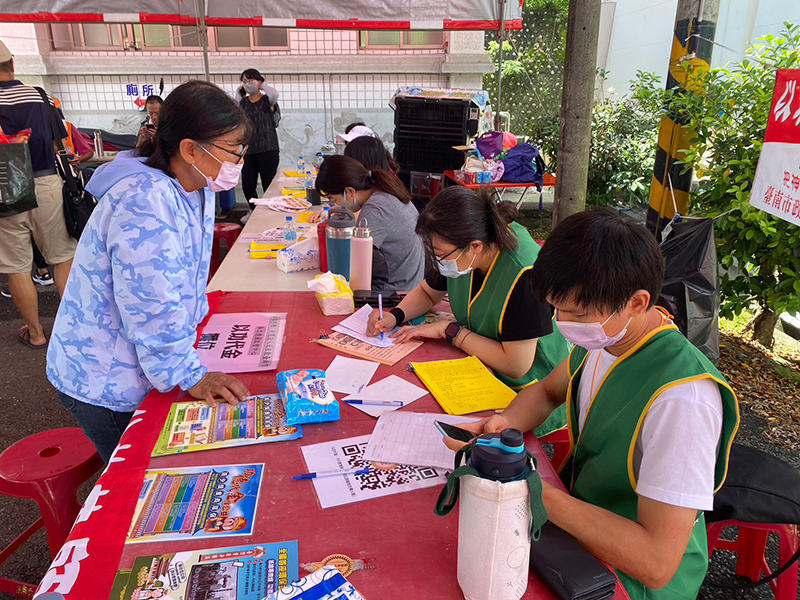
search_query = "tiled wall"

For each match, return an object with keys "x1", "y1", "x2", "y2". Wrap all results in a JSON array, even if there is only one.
[{"x1": 49, "y1": 73, "x2": 448, "y2": 113}]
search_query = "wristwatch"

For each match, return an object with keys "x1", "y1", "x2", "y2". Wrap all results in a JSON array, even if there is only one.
[{"x1": 445, "y1": 322, "x2": 463, "y2": 345}]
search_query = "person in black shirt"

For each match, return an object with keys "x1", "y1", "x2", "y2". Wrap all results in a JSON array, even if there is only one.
[{"x1": 237, "y1": 68, "x2": 280, "y2": 201}]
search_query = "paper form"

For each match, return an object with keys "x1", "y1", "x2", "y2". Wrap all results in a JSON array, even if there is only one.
[
  {"x1": 312, "y1": 332, "x2": 423, "y2": 366},
  {"x1": 363, "y1": 412, "x2": 478, "y2": 469},
  {"x1": 342, "y1": 375, "x2": 428, "y2": 417},
  {"x1": 332, "y1": 304, "x2": 397, "y2": 348},
  {"x1": 325, "y1": 355, "x2": 379, "y2": 394},
  {"x1": 301, "y1": 435, "x2": 447, "y2": 508},
  {"x1": 411, "y1": 355, "x2": 518, "y2": 415}
]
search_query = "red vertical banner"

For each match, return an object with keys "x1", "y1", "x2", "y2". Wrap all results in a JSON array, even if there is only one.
[{"x1": 750, "y1": 69, "x2": 800, "y2": 226}]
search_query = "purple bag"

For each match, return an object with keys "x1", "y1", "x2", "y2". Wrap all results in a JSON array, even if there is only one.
[{"x1": 501, "y1": 143, "x2": 546, "y2": 189}]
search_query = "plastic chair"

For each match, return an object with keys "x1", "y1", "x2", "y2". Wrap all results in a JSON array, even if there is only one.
[
  {"x1": 210, "y1": 222, "x2": 242, "y2": 278},
  {"x1": 538, "y1": 427, "x2": 570, "y2": 471},
  {"x1": 706, "y1": 520, "x2": 799, "y2": 600},
  {"x1": 0, "y1": 428, "x2": 103, "y2": 598}
]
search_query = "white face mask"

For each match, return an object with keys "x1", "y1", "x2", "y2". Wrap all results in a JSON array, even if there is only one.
[
  {"x1": 243, "y1": 81, "x2": 259, "y2": 94},
  {"x1": 193, "y1": 144, "x2": 243, "y2": 192},
  {"x1": 555, "y1": 310, "x2": 632, "y2": 350},
  {"x1": 437, "y1": 247, "x2": 475, "y2": 279},
  {"x1": 337, "y1": 189, "x2": 360, "y2": 212}
]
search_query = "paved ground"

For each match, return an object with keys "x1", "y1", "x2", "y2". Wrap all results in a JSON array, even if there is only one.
[{"x1": 0, "y1": 257, "x2": 797, "y2": 599}]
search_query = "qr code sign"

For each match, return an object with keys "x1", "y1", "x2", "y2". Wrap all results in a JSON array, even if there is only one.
[{"x1": 341, "y1": 442, "x2": 441, "y2": 491}]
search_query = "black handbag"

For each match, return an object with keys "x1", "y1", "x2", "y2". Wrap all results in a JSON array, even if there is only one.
[
  {"x1": 36, "y1": 87, "x2": 96, "y2": 239},
  {"x1": 0, "y1": 134, "x2": 37, "y2": 217}
]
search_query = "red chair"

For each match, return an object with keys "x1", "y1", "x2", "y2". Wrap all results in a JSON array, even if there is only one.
[
  {"x1": 706, "y1": 520, "x2": 799, "y2": 600},
  {"x1": 538, "y1": 427, "x2": 571, "y2": 471},
  {"x1": 210, "y1": 222, "x2": 242, "y2": 278},
  {"x1": 0, "y1": 428, "x2": 103, "y2": 598}
]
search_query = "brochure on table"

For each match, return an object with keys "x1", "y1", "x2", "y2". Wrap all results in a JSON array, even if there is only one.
[
  {"x1": 113, "y1": 541, "x2": 299, "y2": 600},
  {"x1": 127, "y1": 464, "x2": 263, "y2": 543},
  {"x1": 197, "y1": 313, "x2": 286, "y2": 373},
  {"x1": 151, "y1": 394, "x2": 302, "y2": 457}
]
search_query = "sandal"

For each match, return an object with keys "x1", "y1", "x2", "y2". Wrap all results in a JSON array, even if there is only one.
[{"x1": 18, "y1": 325, "x2": 47, "y2": 350}]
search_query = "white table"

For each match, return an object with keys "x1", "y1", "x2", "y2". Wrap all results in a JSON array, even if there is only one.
[{"x1": 206, "y1": 178, "x2": 325, "y2": 292}]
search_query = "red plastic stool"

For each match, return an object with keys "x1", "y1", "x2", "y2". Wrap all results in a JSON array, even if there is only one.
[
  {"x1": 210, "y1": 222, "x2": 242, "y2": 278},
  {"x1": 0, "y1": 428, "x2": 103, "y2": 598},
  {"x1": 706, "y1": 519, "x2": 799, "y2": 599},
  {"x1": 538, "y1": 427, "x2": 570, "y2": 470}
]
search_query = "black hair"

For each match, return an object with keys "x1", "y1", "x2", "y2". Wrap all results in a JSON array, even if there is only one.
[
  {"x1": 145, "y1": 95, "x2": 162, "y2": 105},
  {"x1": 239, "y1": 69, "x2": 264, "y2": 97},
  {"x1": 344, "y1": 135, "x2": 400, "y2": 173},
  {"x1": 315, "y1": 155, "x2": 411, "y2": 204},
  {"x1": 415, "y1": 186, "x2": 518, "y2": 267},
  {"x1": 530, "y1": 208, "x2": 665, "y2": 312},
  {"x1": 137, "y1": 80, "x2": 251, "y2": 178},
  {"x1": 345, "y1": 122, "x2": 366, "y2": 134},
  {"x1": 0, "y1": 59, "x2": 11, "y2": 74}
]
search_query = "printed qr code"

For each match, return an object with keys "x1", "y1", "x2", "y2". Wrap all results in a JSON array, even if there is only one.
[{"x1": 341, "y1": 442, "x2": 441, "y2": 491}]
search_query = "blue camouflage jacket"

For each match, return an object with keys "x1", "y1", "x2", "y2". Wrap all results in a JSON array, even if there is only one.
[{"x1": 46, "y1": 152, "x2": 213, "y2": 412}]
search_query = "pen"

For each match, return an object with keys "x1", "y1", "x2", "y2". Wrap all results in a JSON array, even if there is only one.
[
  {"x1": 378, "y1": 292, "x2": 384, "y2": 341},
  {"x1": 293, "y1": 467, "x2": 369, "y2": 480},
  {"x1": 344, "y1": 399, "x2": 404, "y2": 407}
]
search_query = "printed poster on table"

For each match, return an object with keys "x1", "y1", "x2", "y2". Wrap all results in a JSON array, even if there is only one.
[
  {"x1": 750, "y1": 68, "x2": 800, "y2": 226},
  {"x1": 300, "y1": 435, "x2": 447, "y2": 509},
  {"x1": 112, "y1": 541, "x2": 299, "y2": 600},
  {"x1": 197, "y1": 313, "x2": 286, "y2": 373},
  {"x1": 127, "y1": 464, "x2": 263, "y2": 543}
]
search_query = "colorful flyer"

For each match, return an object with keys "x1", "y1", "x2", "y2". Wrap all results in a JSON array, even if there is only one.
[
  {"x1": 115, "y1": 541, "x2": 299, "y2": 600},
  {"x1": 151, "y1": 394, "x2": 302, "y2": 457},
  {"x1": 127, "y1": 464, "x2": 263, "y2": 543},
  {"x1": 197, "y1": 313, "x2": 287, "y2": 373}
]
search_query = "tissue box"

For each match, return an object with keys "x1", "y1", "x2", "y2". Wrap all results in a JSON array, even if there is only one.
[
  {"x1": 312, "y1": 273, "x2": 354, "y2": 316},
  {"x1": 278, "y1": 237, "x2": 320, "y2": 273},
  {"x1": 277, "y1": 368, "x2": 340, "y2": 425},
  {"x1": 265, "y1": 566, "x2": 366, "y2": 600}
]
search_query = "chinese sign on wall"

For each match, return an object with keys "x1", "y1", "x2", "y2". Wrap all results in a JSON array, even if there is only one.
[{"x1": 750, "y1": 69, "x2": 800, "y2": 226}]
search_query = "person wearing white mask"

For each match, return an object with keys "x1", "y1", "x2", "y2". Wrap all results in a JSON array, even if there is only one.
[
  {"x1": 238, "y1": 68, "x2": 280, "y2": 202},
  {"x1": 444, "y1": 208, "x2": 740, "y2": 600},
  {"x1": 47, "y1": 80, "x2": 251, "y2": 462},
  {"x1": 366, "y1": 186, "x2": 569, "y2": 436}
]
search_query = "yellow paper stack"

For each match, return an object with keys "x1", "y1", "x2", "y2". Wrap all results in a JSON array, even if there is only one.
[{"x1": 410, "y1": 355, "x2": 517, "y2": 415}]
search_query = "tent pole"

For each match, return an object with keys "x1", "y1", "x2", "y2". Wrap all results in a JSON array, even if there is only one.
[
  {"x1": 199, "y1": 0, "x2": 211, "y2": 81},
  {"x1": 495, "y1": 0, "x2": 507, "y2": 130}
]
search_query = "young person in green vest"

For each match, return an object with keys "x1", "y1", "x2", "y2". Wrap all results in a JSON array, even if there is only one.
[
  {"x1": 447, "y1": 208, "x2": 740, "y2": 599},
  {"x1": 366, "y1": 186, "x2": 570, "y2": 436}
]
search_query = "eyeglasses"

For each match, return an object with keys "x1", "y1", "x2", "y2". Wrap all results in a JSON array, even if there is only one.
[
  {"x1": 436, "y1": 246, "x2": 464, "y2": 262},
  {"x1": 205, "y1": 142, "x2": 248, "y2": 164}
]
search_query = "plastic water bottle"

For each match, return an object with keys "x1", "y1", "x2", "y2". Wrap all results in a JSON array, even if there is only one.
[
  {"x1": 297, "y1": 155, "x2": 305, "y2": 173},
  {"x1": 283, "y1": 216, "x2": 297, "y2": 247},
  {"x1": 305, "y1": 169, "x2": 314, "y2": 191}
]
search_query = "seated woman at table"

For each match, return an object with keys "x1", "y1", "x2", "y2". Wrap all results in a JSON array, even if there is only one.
[
  {"x1": 344, "y1": 134, "x2": 400, "y2": 174},
  {"x1": 448, "y1": 208, "x2": 739, "y2": 600},
  {"x1": 46, "y1": 80, "x2": 251, "y2": 463},
  {"x1": 315, "y1": 155, "x2": 424, "y2": 292},
  {"x1": 367, "y1": 186, "x2": 569, "y2": 435}
]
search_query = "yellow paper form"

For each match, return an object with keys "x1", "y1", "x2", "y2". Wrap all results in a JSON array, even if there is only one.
[{"x1": 410, "y1": 355, "x2": 517, "y2": 415}]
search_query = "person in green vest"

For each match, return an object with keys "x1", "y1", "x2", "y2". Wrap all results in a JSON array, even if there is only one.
[
  {"x1": 366, "y1": 186, "x2": 570, "y2": 436},
  {"x1": 448, "y1": 208, "x2": 740, "y2": 600}
]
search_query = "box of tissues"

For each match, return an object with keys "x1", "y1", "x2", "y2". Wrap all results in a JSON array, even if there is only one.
[
  {"x1": 265, "y1": 566, "x2": 366, "y2": 600},
  {"x1": 278, "y1": 237, "x2": 320, "y2": 273},
  {"x1": 308, "y1": 272, "x2": 354, "y2": 316}
]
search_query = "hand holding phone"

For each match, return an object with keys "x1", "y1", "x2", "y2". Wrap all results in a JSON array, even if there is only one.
[{"x1": 435, "y1": 421, "x2": 479, "y2": 443}]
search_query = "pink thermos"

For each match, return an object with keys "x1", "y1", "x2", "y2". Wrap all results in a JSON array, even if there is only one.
[{"x1": 349, "y1": 219, "x2": 373, "y2": 291}]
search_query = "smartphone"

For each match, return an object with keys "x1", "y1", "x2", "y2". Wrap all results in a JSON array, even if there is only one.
[
  {"x1": 435, "y1": 421, "x2": 478, "y2": 443},
  {"x1": 145, "y1": 124, "x2": 156, "y2": 132}
]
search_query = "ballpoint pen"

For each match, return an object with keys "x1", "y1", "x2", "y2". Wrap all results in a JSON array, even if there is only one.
[
  {"x1": 378, "y1": 292, "x2": 384, "y2": 341},
  {"x1": 343, "y1": 399, "x2": 403, "y2": 407},
  {"x1": 293, "y1": 467, "x2": 369, "y2": 480}
]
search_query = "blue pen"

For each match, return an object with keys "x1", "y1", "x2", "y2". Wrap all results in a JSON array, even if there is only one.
[
  {"x1": 378, "y1": 292, "x2": 384, "y2": 341},
  {"x1": 344, "y1": 399, "x2": 403, "y2": 407},
  {"x1": 293, "y1": 467, "x2": 369, "y2": 480}
]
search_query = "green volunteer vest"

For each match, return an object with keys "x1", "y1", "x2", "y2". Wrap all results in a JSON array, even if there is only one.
[
  {"x1": 448, "y1": 222, "x2": 571, "y2": 436},
  {"x1": 560, "y1": 323, "x2": 740, "y2": 600}
]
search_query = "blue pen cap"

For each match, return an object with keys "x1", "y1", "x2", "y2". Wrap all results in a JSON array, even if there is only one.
[{"x1": 469, "y1": 428, "x2": 530, "y2": 481}]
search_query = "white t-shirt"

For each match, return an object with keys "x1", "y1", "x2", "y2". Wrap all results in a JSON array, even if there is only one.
[{"x1": 576, "y1": 348, "x2": 723, "y2": 511}]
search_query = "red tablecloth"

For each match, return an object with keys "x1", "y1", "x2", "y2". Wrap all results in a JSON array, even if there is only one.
[{"x1": 36, "y1": 292, "x2": 629, "y2": 599}]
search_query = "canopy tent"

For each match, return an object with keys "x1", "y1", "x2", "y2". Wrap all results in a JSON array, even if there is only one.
[{"x1": 0, "y1": 0, "x2": 522, "y2": 30}]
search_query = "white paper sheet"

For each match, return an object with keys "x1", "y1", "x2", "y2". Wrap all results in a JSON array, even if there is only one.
[
  {"x1": 342, "y1": 375, "x2": 428, "y2": 417},
  {"x1": 300, "y1": 435, "x2": 447, "y2": 508},
  {"x1": 196, "y1": 312, "x2": 286, "y2": 373},
  {"x1": 363, "y1": 412, "x2": 478, "y2": 469},
  {"x1": 331, "y1": 304, "x2": 398, "y2": 348},
  {"x1": 325, "y1": 355, "x2": 379, "y2": 394}
]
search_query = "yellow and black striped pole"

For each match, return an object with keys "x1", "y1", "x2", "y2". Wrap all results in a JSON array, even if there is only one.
[{"x1": 647, "y1": 0, "x2": 719, "y2": 236}]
